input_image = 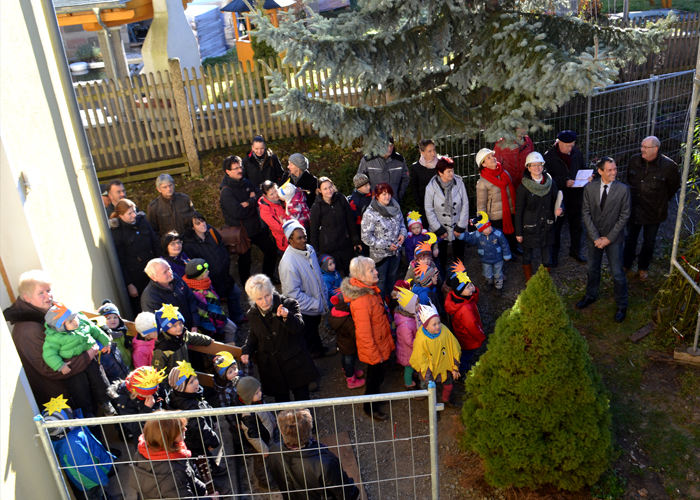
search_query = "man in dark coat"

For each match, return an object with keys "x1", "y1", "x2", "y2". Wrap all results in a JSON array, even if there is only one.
[
  {"x1": 220, "y1": 155, "x2": 278, "y2": 283},
  {"x1": 242, "y1": 135, "x2": 285, "y2": 188},
  {"x1": 280, "y1": 153, "x2": 318, "y2": 208},
  {"x1": 141, "y1": 258, "x2": 200, "y2": 331},
  {"x1": 146, "y1": 173, "x2": 196, "y2": 238},
  {"x1": 623, "y1": 136, "x2": 681, "y2": 281},
  {"x1": 104, "y1": 179, "x2": 127, "y2": 217},
  {"x1": 357, "y1": 137, "x2": 410, "y2": 203},
  {"x1": 544, "y1": 130, "x2": 589, "y2": 266}
]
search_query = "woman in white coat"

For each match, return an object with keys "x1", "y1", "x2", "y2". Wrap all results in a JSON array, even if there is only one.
[{"x1": 424, "y1": 157, "x2": 470, "y2": 269}]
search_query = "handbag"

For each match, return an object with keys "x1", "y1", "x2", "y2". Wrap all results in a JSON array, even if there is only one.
[{"x1": 213, "y1": 226, "x2": 251, "y2": 255}]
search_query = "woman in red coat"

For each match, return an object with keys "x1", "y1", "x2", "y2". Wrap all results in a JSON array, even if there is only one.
[
  {"x1": 259, "y1": 180, "x2": 290, "y2": 252},
  {"x1": 340, "y1": 256, "x2": 395, "y2": 422}
]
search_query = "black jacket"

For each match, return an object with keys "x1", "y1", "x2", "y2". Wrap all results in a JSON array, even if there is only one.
[
  {"x1": 243, "y1": 292, "x2": 319, "y2": 395},
  {"x1": 328, "y1": 299, "x2": 356, "y2": 356},
  {"x1": 219, "y1": 174, "x2": 263, "y2": 238},
  {"x1": 107, "y1": 380, "x2": 168, "y2": 447},
  {"x1": 514, "y1": 174, "x2": 559, "y2": 249},
  {"x1": 110, "y1": 213, "x2": 160, "y2": 291},
  {"x1": 269, "y1": 439, "x2": 359, "y2": 500},
  {"x1": 146, "y1": 192, "x2": 196, "y2": 237},
  {"x1": 410, "y1": 161, "x2": 438, "y2": 216},
  {"x1": 140, "y1": 275, "x2": 200, "y2": 329},
  {"x1": 169, "y1": 387, "x2": 220, "y2": 456},
  {"x1": 281, "y1": 170, "x2": 318, "y2": 208},
  {"x1": 348, "y1": 189, "x2": 372, "y2": 227},
  {"x1": 626, "y1": 152, "x2": 680, "y2": 225},
  {"x1": 543, "y1": 145, "x2": 586, "y2": 209},
  {"x1": 182, "y1": 225, "x2": 235, "y2": 297},
  {"x1": 242, "y1": 149, "x2": 284, "y2": 188},
  {"x1": 309, "y1": 193, "x2": 360, "y2": 255}
]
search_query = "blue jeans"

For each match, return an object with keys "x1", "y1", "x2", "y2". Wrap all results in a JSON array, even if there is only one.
[
  {"x1": 482, "y1": 261, "x2": 504, "y2": 287},
  {"x1": 623, "y1": 222, "x2": 660, "y2": 271},
  {"x1": 459, "y1": 349, "x2": 477, "y2": 374},
  {"x1": 376, "y1": 253, "x2": 401, "y2": 300},
  {"x1": 226, "y1": 283, "x2": 245, "y2": 323},
  {"x1": 585, "y1": 240, "x2": 628, "y2": 308}
]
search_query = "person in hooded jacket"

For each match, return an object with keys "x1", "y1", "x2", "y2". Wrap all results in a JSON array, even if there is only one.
[
  {"x1": 242, "y1": 135, "x2": 285, "y2": 187},
  {"x1": 259, "y1": 180, "x2": 291, "y2": 252},
  {"x1": 309, "y1": 177, "x2": 362, "y2": 276},
  {"x1": 280, "y1": 153, "x2": 318, "y2": 208},
  {"x1": 109, "y1": 199, "x2": 160, "y2": 314}
]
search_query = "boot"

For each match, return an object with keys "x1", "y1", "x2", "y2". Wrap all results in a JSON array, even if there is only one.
[
  {"x1": 346, "y1": 375, "x2": 366, "y2": 389},
  {"x1": 354, "y1": 369, "x2": 365, "y2": 378},
  {"x1": 523, "y1": 264, "x2": 533, "y2": 282}
]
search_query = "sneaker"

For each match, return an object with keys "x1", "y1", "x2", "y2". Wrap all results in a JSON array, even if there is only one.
[
  {"x1": 354, "y1": 369, "x2": 365, "y2": 378},
  {"x1": 101, "y1": 402, "x2": 117, "y2": 416},
  {"x1": 346, "y1": 375, "x2": 366, "y2": 389},
  {"x1": 444, "y1": 398, "x2": 463, "y2": 409}
]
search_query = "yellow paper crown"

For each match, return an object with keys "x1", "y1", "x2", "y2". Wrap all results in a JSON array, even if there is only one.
[
  {"x1": 425, "y1": 232, "x2": 437, "y2": 245},
  {"x1": 215, "y1": 351, "x2": 235, "y2": 369},
  {"x1": 407, "y1": 211, "x2": 421, "y2": 224},
  {"x1": 132, "y1": 366, "x2": 167, "y2": 389},
  {"x1": 44, "y1": 394, "x2": 71, "y2": 415},
  {"x1": 396, "y1": 287, "x2": 418, "y2": 313},
  {"x1": 476, "y1": 211, "x2": 489, "y2": 225},
  {"x1": 175, "y1": 360, "x2": 197, "y2": 380},
  {"x1": 160, "y1": 303, "x2": 180, "y2": 321}
]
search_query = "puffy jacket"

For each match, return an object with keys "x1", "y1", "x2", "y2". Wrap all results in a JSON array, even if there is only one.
[
  {"x1": 409, "y1": 161, "x2": 437, "y2": 217},
  {"x1": 242, "y1": 148, "x2": 284, "y2": 188},
  {"x1": 310, "y1": 192, "x2": 360, "y2": 255},
  {"x1": 459, "y1": 229, "x2": 512, "y2": 264},
  {"x1": 107, "y1": 380, "x2": 168, "y2": 447},
  {"x1": 322, "y1": 270, "x2": 342, "y2": 309},
  {"x1": 494, "y1": 136, "x2": 534, "y2": 191},
  {"x1": 259, "y1": 196, "x2": 289, "y2": 251},
  {"x1": 279, "y1": 244, "x2": 328, "y2": 316},
  {"x1": 140, "y1": 275, "x2": 200, "y2": 329},
  {"x1": 286, "y1": 190, "x2": 311, "y2": 225},
  {"x1": 169, "y1": 387, "x2": 220, "y2": 455},
  {"x1": 514, "y1": 174, "x2": 559, "y2": 249},
  {"x1": 151, "y1": 328, "x2": 212, "y2": 373},
  {"x1": 328, "y1": 299, "x2": 356, "y2": 356},
  {"x1": 219, "y1": 174, "x2": 263, "y2": 238},
  {"x1": 424, "y1": 175, "x2": 470, "y2": 242},
  {"x1": 476, "y1": 170, "x2": 515, "y2": 222},
  {"x1": 110, "y1": 213, "x2": 160, "y2": 291},
  {"x1": 361, "y1": 201, "x2": 407, "y2": 262},
  {"x1": 281, "y1": 170, "x2": 318, "y2": 208},
  {"x1": 626, "y1": 152, "x2": 681, "y2": 225},
  {"x1": 340, "y1": 277, "x2": 395, "y2": 365},
  {"x1": 43, "y1": 314, "x2": 111, "y2": 371},
  {"x1": 182, "y1": 225, "x2": 235, "y2": 298},
  {"x1": 53, "y1": 425, "x2": 114, "y2": 491},
  {"x1": 146, "y1": 192, "x2": 196, "y2": 237},
  {"x1": 130, "y1": 448, "x2": 209, "y2": 500},
  {"x1": 357, "y1": 151, "x2": 409, "y2": 201},
  {"x1": 394, "y1": 309, "x2": 417, "y2": 367},
  {"x1": 131, "y1": 337, "x2": 155, "y2": 368},
  {"x1": 543, "y1": 144, "x2": 586, "y2": 209},
  {"x1": 443, "y1": 290, "x2": 485, "y2": 350},
  {"x1": 348, "y1": 189, "x2": 372, "y2": 227},
  {"x1": 268, "y1": 439, "x2": 359, "y2": 500}
]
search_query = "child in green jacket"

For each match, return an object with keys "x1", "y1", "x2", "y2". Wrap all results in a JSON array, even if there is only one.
[{"x1": 43, "y1": 302, "x2": 117, "y2": 417}]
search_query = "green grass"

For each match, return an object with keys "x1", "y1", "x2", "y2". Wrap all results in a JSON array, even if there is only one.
[{"x1": 602, "y1": 0, "x2": 700, "y2": 13}]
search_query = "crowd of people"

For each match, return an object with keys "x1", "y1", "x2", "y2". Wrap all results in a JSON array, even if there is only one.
[{"x1": 4, "y1": 132, "x2": 681, "y2": 499}]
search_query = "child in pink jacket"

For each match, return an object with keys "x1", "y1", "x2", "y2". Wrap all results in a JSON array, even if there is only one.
[
  {"x1": 132, "y1": 312, "x2": 157, "y2": 368},
  {"x1": 392, "y1": 281, "x2": 419, "y2": 389}
]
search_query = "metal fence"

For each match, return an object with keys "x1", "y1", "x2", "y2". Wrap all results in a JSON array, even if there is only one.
[{"x1": 35, "y1": 387, "x2": 440, "y2": 500}]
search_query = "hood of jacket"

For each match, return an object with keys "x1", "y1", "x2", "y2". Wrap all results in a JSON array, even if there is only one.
[
  {"x1": 3, "y1": 298, "x2": 46, "y2": 325},
  {"x1": 108, "y1": 212, "x2": 147, "y2": 229},
  {"x1": 340, "y1": 277, "x2": 379, "y2": 301}
]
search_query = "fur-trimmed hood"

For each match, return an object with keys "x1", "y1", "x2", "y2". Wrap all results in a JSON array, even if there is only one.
[
  {"x1": 108, "y1": 211, "x2": 147, "y2": 228},
  {"x1": 340, "y1": 277, "x2": 379, "y2": 301}
]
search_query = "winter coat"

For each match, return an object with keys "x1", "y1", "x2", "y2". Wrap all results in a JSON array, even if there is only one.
[
  {"x1": 279, "y1": 244, "x2": 328, "y2": 316},
  {"x1": 404, "y1": 233, "x2": 429, "y2": 262},
  {"x1": 132, "y1": 337, "x2": 155, "y2": 368},
  {"x1": 459, "y1": 229, "x2": 512, "y2": 265},
  {"x1": 494, "y1": 136, "x2": 535, "y2": 191},
  {"x1": 361, "y1": 202, "x2": 408, "y2": 262},
  {"x1": 328, "y1": 299, "x2": 356, "y2": 356},
  {"x1": 169, "y1": 387, "x2": 220, "y2": 456},
  {"x1": 107, "y1": 380, "x2": 167, "y2": 447},
  {"x1": 212, "y1": 374, "x2": 241, "y2": 432},
  {"x1": 164, "y1": 252, "x2": 190, "y2": 278},
  {"x1": 626, "y1": 152, "x2": 681, "y2": 225},
  {"x1": 259, "y1": 196, "x2": 290, "y2": 251},
  {"x1": 182, "y1": 279, "x2": 228, "y2": 337},
  {"x1": 268, "y1": 439, "x2": 359, "y2": 500},
  {"x1": 409, "y1": 324, "x2": 461, "y2": 383},
  {"x1": 281, "y1": 170, "x2": 318, "y2": 207},
  {"x1": 243, "y1": 292, "x2": 319, "y2": 395},
  {"x1": 43, "y1": 313, "x2": 112, "y2": 371},
  {"x1": 130, "y1": 447, "x2": 209, "y2": 500},
  {"x1": 476, "y1": 170, "x2": 515, "y2": 222},
  {"x1": 219, "y1": 174, "x2": 264, "y2": 238},
  {"x1": 340, "y1": 277, "x2": 395, "y2": 365},
  {"x1": 409, "y1": 161, "x2": 438, "y2": 216},
  {"x1": 151, "y1": 328, "x2": 213, "y2": 373},
  {"x1": 322, "y1": 270, "x2": 343, "y2": 309},
  {"x1": 146, "y1": 192, "x2": 196, "y2": 238},
  {"x1": 140, "y1": 275, "x2": 201, "y2": 329},
  {"x1": 424, "y1": 175, "x2": 470, "y2": 242},
  {"x1": 348, "y1": 189, "x2": 372, "y2": 227},
  {"x1": 3, "y1": 299, "x2": 91, "y2": 406},
  {"x1": 443, "y1": 290, "x2": 485, "y2": 350},
  {"x1": 286, "y1": 191, "x2": 311, "y2": 225},
  {"x1": 394, "y1": 308, "x2": 417, "y2": 367},
  {"x1": 543, "y1": 144, "x2": 586, "y2": 209},
  {"x1": 52, "y1": 425, "x2": 114, "y2": 491},
  {"x1": 310, "y1": 192, "x2": 361, "y2": 256},
  {"x1": 229, "y1": 396, "x2": 277, "y2": 454},
  {"x1": 514, "y1": 174, "x2": 559, "y2": 249},
  {"x1": 99, "y1": 321, "x2": 133, "y2": 370},
  {"x1": 242, "y1": 149, "x2": 284, "y2": 187},
  {"x1": 357, "y1": 151, "x2": 410, "y2": 201},
  {"x1": 110, "y1": 213, "x2": 160, "y2": 291},
  {"x1": 182, "y1": 225, "x2": 235, "y2": 298}
]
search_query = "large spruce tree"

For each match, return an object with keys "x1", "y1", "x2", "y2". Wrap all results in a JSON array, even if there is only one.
[
  {"x1": 247, "y1": 0, "x2": 668, "y2": 154},
  {"x1": 461, "y1": 266, "x2": 612, "y2": 490}
]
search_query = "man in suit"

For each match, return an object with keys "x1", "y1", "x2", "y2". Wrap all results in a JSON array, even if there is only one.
[{"x1": 576, "y1": 157, "x2": 631, "y2": 322}]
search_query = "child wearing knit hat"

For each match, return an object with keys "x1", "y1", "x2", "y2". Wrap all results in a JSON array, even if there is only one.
[
  {"x1": 132, "y1": 312, "x2": 158, "y2": 368},
  {"x1": 151, "y1": 304, "x2": 214, "y2": 375},
  {"x1": 410, "y1": 262, "x2": 446, "y2": 322},
  {"x1": 97, "y1": 299, "x2": 133, "y2": 370},
  {"x1": 319, "y1": 255, "x2": 342, "y2": 310},
  {"x1": 212, "y1": 351, "x2": 246, "y2": 443},
  {"x1": 348, "y1": 174, "x2": 372, "y2": 256},
  {"x1": 404, "y1": 211, "x2": 429, "y2": 265}
]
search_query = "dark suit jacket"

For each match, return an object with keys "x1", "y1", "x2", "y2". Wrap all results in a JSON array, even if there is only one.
[{"x1": 582, "y1": 179, "x2": 631, "y2": 246}]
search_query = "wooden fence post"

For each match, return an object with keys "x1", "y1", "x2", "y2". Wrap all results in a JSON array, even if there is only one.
[{"x1": 168, "y1": 57, "x2": 201, "y2": 176}]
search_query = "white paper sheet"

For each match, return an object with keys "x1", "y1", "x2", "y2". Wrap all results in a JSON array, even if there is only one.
[{"x1": 572, "y1": 169, "x2": 593, "y2": 188}]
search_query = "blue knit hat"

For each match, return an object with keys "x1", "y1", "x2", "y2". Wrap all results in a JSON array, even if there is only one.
[
  {"x1": 155, "y1": 304, "x2": 185, "y2": 333},
  {"x1": 98, "y1": 299, "x2": 120, "y2": 318},
  {"x1": 318, "y1": 254, "x2": 334, "y2": 272}
]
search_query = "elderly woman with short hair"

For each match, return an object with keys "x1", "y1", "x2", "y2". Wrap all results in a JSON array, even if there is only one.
[
  {"x1": 241, "y1": 274, "x2": 318, "y2": 403},
  {"x1": 341, "y1": 256, "x2": 395, "y2": 422}
]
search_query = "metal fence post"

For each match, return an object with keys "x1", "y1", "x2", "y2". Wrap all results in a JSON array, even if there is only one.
[
  {"x1": 428, "y1": 381, "x2": 439, "y2": 500},
  {"x1": 168, "y1": 57, "x2": 201, "y2": 177},
  {"x1": 647, "y1": 74, "x2": 656, "y2": 137},
  {"x1": 34, "y1": 415, "x2": 72, "y2": 500},
  {"x1": 651, "y1": 75, "x2": 661, "y2": 137},
  {"x1": 585, "y1": 94, "x2": 592, "y2": 167}
]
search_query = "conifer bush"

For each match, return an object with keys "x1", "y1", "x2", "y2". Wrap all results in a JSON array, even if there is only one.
[{"x1": 461, "y1": 266, "x2": 612, "y2": 491}]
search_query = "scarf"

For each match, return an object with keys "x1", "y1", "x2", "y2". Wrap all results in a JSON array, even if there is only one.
[
  {"x1": 137, "y1": 435, "x2": 191, "y2": 461},
  {"x1": 419, "y1": 154, "x2": 439, "y2": 169},
  {"x1": 521, "y1": 174, "x2": 552, "y2": 197},
  {"x1": 437, "y1": 177, "x2": 455, "y2": 224},
  {"x1": 370, "y1": 197, "x2": 401, "y2": 218},
  {"x1": 253, "y1": 151, "x2": 266, "y2": 168},
  {"x1": 556, "y1": 143, "x2": 572, "y2": 168},
  {"x1": 290, "y1": 172, "x2": 301, "y2": 184},
  {"x1": 183, "y1": 276, "x2": 212, "y2": 291},
  {"x1": 480, "y1": 162, "x2": 516, "y2": 234}
]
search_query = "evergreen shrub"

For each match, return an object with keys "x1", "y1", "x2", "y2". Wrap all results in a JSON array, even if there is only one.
[{"x1": 461, "y1": 266, "x2": 612, "y2": 491}]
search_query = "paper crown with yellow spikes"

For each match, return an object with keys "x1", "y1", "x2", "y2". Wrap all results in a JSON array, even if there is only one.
[
  {"x1": 395, "y1": 287, "x2": 418, "y2": 314},
  {"x1": 155, "y1": 304, "x2": 185, "y2": 333},
  {"x1": 415, "y1": 261, "x2": 438, "y2": 286},
  {"x1": 214, "y1": 351, "x2": 237, "y2": 377},
  {"x1": 406, "y1": 211, "x2": 422, "y2": 229},
  {"x1": 42, "y1": 395, "x2": 74, "y2": 438},
  {"x1": 125, "y1": 366, "x2": 167, "y2": 399},
  {"x1": 418, "y1": 301, "x2": 440, "y2": 325},
  {"x1": 449, "y1": 259, "x2": 472, "y2": 292}
]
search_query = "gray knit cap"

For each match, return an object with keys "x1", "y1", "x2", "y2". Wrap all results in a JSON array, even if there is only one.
[
  {"x1": 353, "y1": 174, "x2": 370, "y2": 189},
  {"x1": 288, "y1": 153, "x2": 309, "y2": 172},
  {"x1": 236, "y1": 376, "x2": 261, "y2": 405}
]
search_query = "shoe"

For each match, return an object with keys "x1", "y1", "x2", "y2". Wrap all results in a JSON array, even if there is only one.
[
  {"x1": 569, "y1": 253, "x2": 587, "y2": 264},
  {"x1": 444, "y1": 399, "x2": 463, "y2": 409},
  {"x1": 101, "y1": 402, "x2": 117, "y2": 416},
  {"x1": 576, "y1": 297, "x2": 596, "y2": 309},
  {"x1": 493, "y1": 287, "x2": 503, "y2": 298},
  {"x1": 405, "y1": 381, "x2": 416, "y2": 389},
  {"x1": 639, "y1": 270, "x2": 648, "y2": 281},
  {"x1": 309, "y1": 380, "x2": 321, "y2": 392},
  {"x1": 354, "y1": 369, "x2": 364, "y2": 378},
  {"x1": 364, "y1": 410, "x2": 388, "y2": 422},
  {"x1": 614, "y1": 307, "x2": 627, "y2": 323},
  {"x1": 551, "y1": 255, "x2": 559, "y2": 268},
  {"x1": 346, "y1": 375, "x2": 366, "y2": 389},
  {"x1": 522, "y1": 264, "x2": 533, "y2": 282}
]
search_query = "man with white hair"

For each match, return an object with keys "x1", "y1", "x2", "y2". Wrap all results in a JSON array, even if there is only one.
[
  {"x1": 146, "y1": 173, "x2": 196, "y2": 237},
  {"x1": 623, "y1": 136, "x2": 680, "y2": 281},
  {"x1": 140, "y1": 258, "x2": 199, "y2": 331}
]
